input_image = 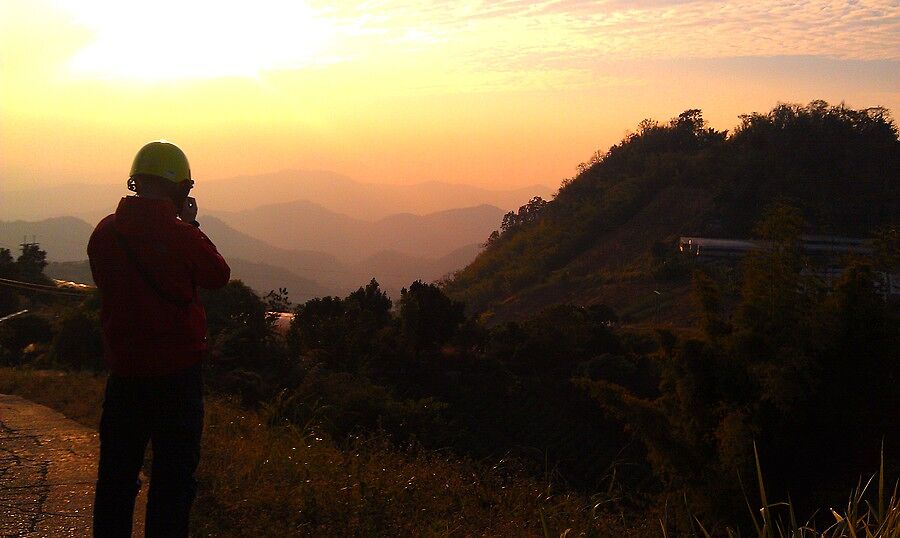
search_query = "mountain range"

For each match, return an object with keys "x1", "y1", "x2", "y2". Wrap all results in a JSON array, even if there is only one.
[
  {"x1": 194, "y1": 170, "x2": 551, "y2": 221},
  {"x1": 1, "y1": 170, "x2": 549, "y2": 297},
  {"x1": 0, "y1": 170, "x2": 551, "y2": 223},
  {"x1": 1, "y1": 206, "x2": 493, "y2": 299},
  {"x1": 210, "y1": 202, "x2": 503, "y2": 262}
]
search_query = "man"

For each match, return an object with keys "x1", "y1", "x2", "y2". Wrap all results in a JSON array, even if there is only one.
[{"x1": 88, "y1": 140, "x2": 230, "y2": 537}]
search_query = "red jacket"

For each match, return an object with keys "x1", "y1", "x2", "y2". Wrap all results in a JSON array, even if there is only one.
[{"x1": 88, "y1": 196, "x2": 230, "y2": 376}]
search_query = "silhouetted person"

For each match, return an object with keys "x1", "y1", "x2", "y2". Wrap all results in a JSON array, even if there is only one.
[{"x1": 88, "y1": 141, "x2": 230, "y2": 537}]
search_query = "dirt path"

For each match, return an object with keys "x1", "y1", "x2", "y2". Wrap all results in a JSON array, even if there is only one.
[{"x1": 0, "y1": 394, "x2": 146, "y2": 537}]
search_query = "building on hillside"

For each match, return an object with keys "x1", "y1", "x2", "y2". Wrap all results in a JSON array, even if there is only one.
[
  {"x1": 677, "y1": 235, "x2": 898, "y2": 299},
  {"x1": 678, "y1": 235, "x2": 873, "y2": 259}
]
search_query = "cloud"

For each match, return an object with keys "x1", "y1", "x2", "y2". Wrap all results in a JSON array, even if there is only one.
[
  {"x1": 322, "y1": 0, "x2": 900, "y2": 62},
  {"x1": 45, "y1": 0, "x2": 900, "y2": 90},
  {"x1": 276, "y1": 1, "x2": 884, "y2": 94}
]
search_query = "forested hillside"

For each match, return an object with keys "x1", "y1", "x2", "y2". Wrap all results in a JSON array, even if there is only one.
[{"x1": 445, "y1": 102, "x2": 899, "y2": 321}]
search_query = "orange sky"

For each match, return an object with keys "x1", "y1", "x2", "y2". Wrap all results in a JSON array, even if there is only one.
[{"x1": 1, "y1": 0, "x2": 898, "y2": 194}]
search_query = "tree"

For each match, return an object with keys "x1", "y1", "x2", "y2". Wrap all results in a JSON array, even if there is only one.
[
  {"x1": 346, "y1": 279, "x2": 392, "y2": 328},
  {"x1": 399, "y1": 281, "x2": 465, "y2": 353},
  {"x1": 498, "y1": 197, "x2": 549, "y2": 235},
  {"x1": 289, "y1": 295, "x2": 348, "y2": 355},
  {"x1": 286, "y1": 280, "x2": 396, "y2": 372},
  {"x1": 693, "y1": 270, "x2": 730, "y2": 338},
  {"x1": 0, "y1": 248, "x2": 16, "y2": 277},
  {"x1": 483, "y1": 229, "x2": 501, "y2": 247},
  {"x1": 201, "y1": 280, "x2": 271, "y2": 364},
  {"x1": 16, "y1": 242, "x2": 49, "y2": 283},
  {"x1": 737, "y1": 202, "x2": 808, "y2": 340},
  {"x1": 48, "y1": 307, "x2": 103, "y2": 370},
  {"x1": 0, "y1": 248, "x2": 18, "y2": 315},
  {"x1": 580, "y1": 203, "x2": 900, "y2": 520}
]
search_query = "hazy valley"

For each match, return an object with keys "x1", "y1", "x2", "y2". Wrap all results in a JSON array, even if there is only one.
[{"x1": 1, "y1": 174, "x2": 545, "y2": 299}]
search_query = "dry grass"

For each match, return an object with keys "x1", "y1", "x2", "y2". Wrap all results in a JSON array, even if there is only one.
[
  {"x1": 658, "y1": 443, "x2": 900, "y2": 538},
  {"x1": 0, "y1": 367, "x2": 106, "y2": 427},
  {"x1": 0, "y1": 367, "x2": 652, "y2": 537},
  {"x1": 3, "y1": 367, "x2": 897, "y2": 537}
]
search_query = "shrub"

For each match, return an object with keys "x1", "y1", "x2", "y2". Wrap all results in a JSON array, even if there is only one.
[
  {"x1": 48, "y1": 307, "x2": 104, "y2": 371},
  {"x1": 0, "y1": 313, "x2": 53, "y2": 365}
]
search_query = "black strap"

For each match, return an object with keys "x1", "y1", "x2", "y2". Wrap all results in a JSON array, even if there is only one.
[{"x1": 113, "y1": 229, "x2": 194, "y2": 308}]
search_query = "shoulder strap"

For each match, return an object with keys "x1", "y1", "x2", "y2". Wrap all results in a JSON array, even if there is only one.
[{"x1": 113, "y1": 229, "x2": 193, "y2": 308}]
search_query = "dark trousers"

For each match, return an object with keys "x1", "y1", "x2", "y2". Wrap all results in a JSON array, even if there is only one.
[{"x1": 93, "y1": 364, "x2": 204, "y2": 538}]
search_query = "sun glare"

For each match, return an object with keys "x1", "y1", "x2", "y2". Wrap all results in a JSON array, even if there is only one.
[{"x1": 59, "y1": 0, "x2": 337, "y2": 80}]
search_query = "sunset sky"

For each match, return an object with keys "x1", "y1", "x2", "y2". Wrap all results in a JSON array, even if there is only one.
[{"x1": 1, "y1": 0, "x2": 898, "y2": 193}]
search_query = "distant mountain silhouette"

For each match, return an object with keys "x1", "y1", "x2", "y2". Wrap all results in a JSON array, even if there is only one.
[
  {"x1": 0, "y1": 217, "x2": 95, "y2": 261},
  {"x1": 0, "y1": 184, "x2": 125, "y2": 223},
  {"x1": 210, "y1": 202, "x2": 505, "y2": 262},
  {"x1": 199, "y1": 215, "x2": 351, "y2": 291},
  {"x1": 196, "y1": 170, "x2": 552, "y2": 220},
  {"x1": 4, "y1": 213, "x2": 488, "y2": 299},
  {"x1": 1, "y1": 171, "x2": 552, "y2": 223},
  {"x1": 2, "y1": 216, "x2": 337, "y2": 298},
  {"x1": 43, "y1": 261, "x2": 94, "y2": 284},
  {"x1": 349, "y1": 243, "x2": 483, "y2": 297}
]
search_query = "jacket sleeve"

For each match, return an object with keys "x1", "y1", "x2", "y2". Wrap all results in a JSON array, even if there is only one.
[
  {"x1": 87, "y1": 217, "x2": 112, "y2": 289},
  {"x1": 184, "y1": 226, "x2": 231, "y2": 290},
  {"x1": 87, "y1": 231, "x2": 102, "y2": 288}
]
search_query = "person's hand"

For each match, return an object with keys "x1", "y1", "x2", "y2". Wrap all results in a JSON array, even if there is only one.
[{"x1": 180, "y1": 196, "x2": 198, "y2": 223}]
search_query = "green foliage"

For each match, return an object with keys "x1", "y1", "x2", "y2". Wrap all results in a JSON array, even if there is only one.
[
  {"x1": 0, "y1": 314, "x2": 52, "y2": 365},
  {"x1": 1, "y1": 243, "x2": 57, "y2": 312},
  {"x1": 0, "y1": 248, "x2": 19, "y2": 315},
  {"x1": 399, "y1": 280, "x2": 464, "y2": 353},
  {"x1": 692, "y1": 270, "x2": 730, "y2": 338},
  {"x1": 15, "y1": 243, "x2": 51, "y2": 284},
  {"x1": 228, "y1": 279, "x2": 642, "y2": 492},
  {"x1": 200, "y1": 280, "x2": 288, "y2": 403},
  {"x1": 290, "y1": 295, "x2": 348, "y2": 353},
  {"x1": 669, "y1": 445, "x2": 900, "y2": 537},
  {"x1": 266, "y1": 364, "x2": 448, "y2": 443},
  {"x1": 580, "y1": 207, "x2": 900, "y2": 524},
  {"x1": 0, "y1": 292, "x2": 20, "y2": 319},
  {"x1": 651, "y1": 240, "x2": 691, "y2": 282},
  {"x1": 724, "y1": 102, "x2": 898, "y2": 234},
  {"x1": 47, "y1": 305, "x2": 104, "y2": 371},
  {"x1": 738, "y1": 202, "x2": 810, "y2": 340},
  {"x1": 202, "y1": 280, "x2": 272, "y2": 362},
  {"x1": 344, "y1": 279, "x2": 393, "y2": 347},
  {"x1": 288, "y1": 279, "x2": 394, "y2": 369},
  {"x1": 493, "y1": 196, "x2": 550, "y2": 241},
  {"x1": 0, "y1": 368, "x2": 654, "y2": 537},
  {"x1": 0, "y1": 248, "x2": 14, "y2": 274},
  {"x1": 489, "y1": 304, "x2": 622, "y2": 376}
]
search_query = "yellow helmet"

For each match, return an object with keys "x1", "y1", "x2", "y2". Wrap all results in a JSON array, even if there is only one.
[{"x1": 129, "y1": 140, "x2": 191, "y2": 183}]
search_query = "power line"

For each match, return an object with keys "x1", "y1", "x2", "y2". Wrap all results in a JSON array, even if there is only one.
[
  {"x1": 0, "y1": 310, "x2": 29, "y2": 323},
  {"x1": 0, "y1": 277, "x2": 93, "y2": 297}
]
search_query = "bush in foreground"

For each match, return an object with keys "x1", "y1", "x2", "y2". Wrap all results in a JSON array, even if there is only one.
[
  {"x1": 2, "y1": 367, "x2": 897, "y2": 537},
  {"x1": 0, "y1": 367, "x2": 650, "y2": 537}
]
